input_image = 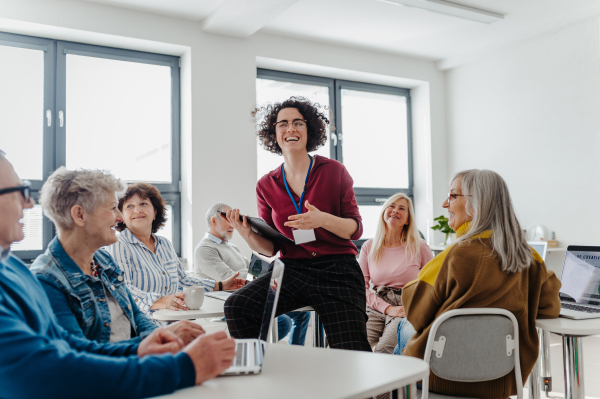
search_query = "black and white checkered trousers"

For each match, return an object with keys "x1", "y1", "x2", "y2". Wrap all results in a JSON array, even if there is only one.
[{"x1": 224, "y1": 254, "x2": 372, "y2": 352}]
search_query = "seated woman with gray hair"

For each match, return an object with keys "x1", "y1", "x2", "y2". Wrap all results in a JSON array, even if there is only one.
[
  {"x1": 393, "y1": 169, "x2": 561, "y2": 398},
  {"x1": 31, "y1": 168, "x2": 204, "y2": 344}
]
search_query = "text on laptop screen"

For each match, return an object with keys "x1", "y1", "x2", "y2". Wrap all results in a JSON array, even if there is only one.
[
  {"x1": 258, "y1": 260, "x2": 284, "y2": 342},
  {"x1": 560, "y1": 250, "x2": 600, "y2": 306}
]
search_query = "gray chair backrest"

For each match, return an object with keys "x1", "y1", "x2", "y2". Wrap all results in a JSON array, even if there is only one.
[
  {"x1": 429, "y1": 315, "x2": 514, "y2": 381},
  {"x1": 421, "y1": 308, "x2": 523, "y2": 399}
]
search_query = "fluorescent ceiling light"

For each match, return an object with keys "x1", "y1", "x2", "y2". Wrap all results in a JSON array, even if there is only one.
[{"x1": 380, "y1": 0, "x2": 504, "y2": 24}]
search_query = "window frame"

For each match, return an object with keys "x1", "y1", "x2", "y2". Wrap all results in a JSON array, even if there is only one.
[
  {"x1": 256, "y1": 69, "x2": 414, "y2": 250},
  {"x1": 1, "y1": 31, "x2": 182, "y2": 261}
]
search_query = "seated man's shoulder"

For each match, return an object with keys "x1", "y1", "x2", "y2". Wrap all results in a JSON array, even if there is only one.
[
  {"x1": 199, "y1": 236, "x2": 214, "y2": 245},
  {"x1": 196, "y1": 238, "x2": 219, "y2": 252}
]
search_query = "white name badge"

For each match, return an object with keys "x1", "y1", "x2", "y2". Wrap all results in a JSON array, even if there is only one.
[{"x1": 292, "y1": 229, "x2": 316, "y2": 245}]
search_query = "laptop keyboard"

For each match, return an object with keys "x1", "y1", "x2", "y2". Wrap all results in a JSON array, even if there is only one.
[
  {"x1": 234, "y1": 342, "x2": 248, "y2": 367},
  {"x1": 561, "y1": 303, "x2": 600, "y2": 313}
]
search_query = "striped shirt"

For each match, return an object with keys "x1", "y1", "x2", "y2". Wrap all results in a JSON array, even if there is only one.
[{"x1": 108, "y1": 228, "x2": 214, "y2": 316}]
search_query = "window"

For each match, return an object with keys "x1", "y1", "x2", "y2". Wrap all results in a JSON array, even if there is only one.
[
  {"x1": 256, "y1": 69, "x2": 413, "y2": 246},
  {"x1": 0, "y1": 32, "x2": 181, "y2": 261}
]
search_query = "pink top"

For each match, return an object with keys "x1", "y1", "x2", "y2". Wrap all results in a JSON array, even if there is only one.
[{"x1": 358, "y1": 239, "x2": 434, "y2": 314}]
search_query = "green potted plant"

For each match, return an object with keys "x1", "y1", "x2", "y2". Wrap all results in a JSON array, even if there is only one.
[{"x1": 431, "y1": 215, "x2": 455, "y2": 245}]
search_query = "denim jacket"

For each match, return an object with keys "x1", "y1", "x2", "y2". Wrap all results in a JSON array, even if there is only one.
[{"x1": 30, "y1": 237, "x2": 157, "y2": 344}]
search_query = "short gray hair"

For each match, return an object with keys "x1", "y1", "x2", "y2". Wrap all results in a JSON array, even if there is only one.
[
  {"x1": 40, "y1": 167, "x2": 127, "y2": 231},
  {"x1": 453, "y1": 169, "x2": 533, "y2": 273},
  {"x1": 206, "y1": 203, "x2": 231, "y2": 227}
]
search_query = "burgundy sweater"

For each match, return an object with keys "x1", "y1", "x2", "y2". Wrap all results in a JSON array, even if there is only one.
[{"x1": 256, "y1": 155, "x2": 363, "y2": 260}]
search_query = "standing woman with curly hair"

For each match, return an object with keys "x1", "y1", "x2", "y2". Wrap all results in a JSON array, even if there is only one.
[{"x1": 224, "y1": 97, "x2": 371, "y2": 352}]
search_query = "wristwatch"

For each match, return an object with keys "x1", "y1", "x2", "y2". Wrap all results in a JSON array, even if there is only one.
[{"x1": 219, "y1": 281, "x2": 223, "y2": 291}]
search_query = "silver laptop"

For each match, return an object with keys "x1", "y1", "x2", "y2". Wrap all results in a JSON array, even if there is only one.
[
  {"x1": 221, "y1": 259, "x2": 284, "y2": 375},
  {"x1": 558, "y1": 246, "x2": 600, "y2": 320}
]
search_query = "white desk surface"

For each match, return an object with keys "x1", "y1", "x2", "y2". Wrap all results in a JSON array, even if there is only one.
[
  {"x1": 154, "y1": 344, "x2": 429, "y2": 399},
  {"x1": 152, "y1": 297, "x2": 226, "y2": 321},
  {"x1": 536, "y1": 317, "x2": 600, "y2": 336},
  {"x1": 152, "y1": 297, "x2": 315, "y2": 322}
]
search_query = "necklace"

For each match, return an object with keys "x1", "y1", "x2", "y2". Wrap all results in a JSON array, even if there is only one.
[{"x1": 90, "y1": 259, "x2": 100, "y2": 278}]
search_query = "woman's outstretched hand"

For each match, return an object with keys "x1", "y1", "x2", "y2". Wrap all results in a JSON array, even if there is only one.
[
  {"x1": 226, "y1": 209, "x2": 253, "y2": 239},
  {"x1": 285, "y1": 201, "x2": 328, "y2": 230},
  {"x1": 221, "y1": 272, "x2": 246, "y2": 291}
]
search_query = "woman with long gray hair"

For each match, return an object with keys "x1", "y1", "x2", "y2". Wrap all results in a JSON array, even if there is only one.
[
  {"x1": 358, "y1": 193, "x2": 432, "y2": 354},
  {"x1": 393, "y1": 169, "x2": 561, "y2": 398}
]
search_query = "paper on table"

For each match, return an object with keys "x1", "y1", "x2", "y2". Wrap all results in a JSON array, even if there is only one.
[{"x1": 560, "y1": 251, "x2": 600, "y2": 303}]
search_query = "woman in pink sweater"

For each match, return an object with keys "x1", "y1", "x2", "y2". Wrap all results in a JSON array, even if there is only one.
[{"x1": 358, "y1": 193, "x2": 433, "y2": 354}]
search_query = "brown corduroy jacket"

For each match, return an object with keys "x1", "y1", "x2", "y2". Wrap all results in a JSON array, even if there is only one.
[{"x1": 401, "y1": 227, "x2": 561, "y2": 398}]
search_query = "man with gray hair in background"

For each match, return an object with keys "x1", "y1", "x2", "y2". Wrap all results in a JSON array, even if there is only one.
[{"x1": 194, "y1": 203, "x2": 249, "y2": 280}]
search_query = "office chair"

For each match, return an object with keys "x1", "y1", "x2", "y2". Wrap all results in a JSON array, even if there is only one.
[{"x1": 418, "y1": 308, "x2": 523, "y2": 399}]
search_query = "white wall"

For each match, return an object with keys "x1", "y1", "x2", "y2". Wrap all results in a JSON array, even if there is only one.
[
  {"x1": 0, "y1": 0, "x2": 447, "y2": 261},
  {"x1": 446, "y1": 18, "x2": 600, "y2": 272}
]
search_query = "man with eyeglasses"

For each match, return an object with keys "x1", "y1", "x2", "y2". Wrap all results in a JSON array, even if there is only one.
[{"x1": 0, "y1": 150, "x2": 236, "y2": 398}]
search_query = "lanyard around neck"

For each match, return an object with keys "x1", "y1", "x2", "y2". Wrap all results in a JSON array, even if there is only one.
[{"x1": 281, "y1": 155, "x2": 313, "y2": 215}]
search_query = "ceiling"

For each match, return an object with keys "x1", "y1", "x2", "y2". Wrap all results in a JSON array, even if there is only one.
[{"x1": 78, "y1": 0, "x2": 600, "y2": 69}]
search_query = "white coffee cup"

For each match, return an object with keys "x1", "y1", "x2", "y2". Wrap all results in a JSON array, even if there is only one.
[{"x1": 183, "y1": 286, "x2": 205, "y2": 310}]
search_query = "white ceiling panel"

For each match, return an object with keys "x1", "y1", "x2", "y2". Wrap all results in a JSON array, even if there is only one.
[
  {"x1": 73, "y1": 0, "x2": 600, "y2": 68},
  {"x1": 80, "y1": 0, "x2": 224, "y2": 21}
]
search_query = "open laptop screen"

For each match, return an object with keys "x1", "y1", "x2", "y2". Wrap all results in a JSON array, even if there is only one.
[
  {"x1": 559, "y1": 246, "x2": 600, "y2": 306},
  {"x1": 258, "y1": 260, "x2": 284, "y2": 342}
]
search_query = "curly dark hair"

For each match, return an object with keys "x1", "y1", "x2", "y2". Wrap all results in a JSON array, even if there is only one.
[
  {"x1": 253, "y1": 96, "x2": 331, "y2": 155},
  {"x1": 116, "y1": 183, "x2": 167, "y2": 234}
]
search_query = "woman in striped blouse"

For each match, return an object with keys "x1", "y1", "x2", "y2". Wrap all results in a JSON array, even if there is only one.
[{"x1": 108, "y1": 183, "x2": 245, "y2": 318}]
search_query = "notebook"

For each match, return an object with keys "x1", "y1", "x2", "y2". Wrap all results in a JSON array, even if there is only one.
[
  {"x1": 221, "y1": 259, "x2": 284, "y2": 375},
  {"x1": 558, "y1": 246, "x2": 600, "y2": 320}
]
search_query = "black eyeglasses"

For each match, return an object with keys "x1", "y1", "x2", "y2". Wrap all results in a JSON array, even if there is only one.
[
  {"x1": 0, "y1": 180, "x2": 31, "y2": 203},
  {"x1": 274, "y1": 119, "x2": 307, "y2": 131}
]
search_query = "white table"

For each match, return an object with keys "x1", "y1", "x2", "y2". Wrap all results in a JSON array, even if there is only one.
[
  {"x1": 152, "y1": 297, "x2": 226, "y2": 321},
  {"x1": 153, "y1": 298, "x2": 327, "y2": 347},
  {"x1": 154, "y1": 344, "x2": 429, "y2": 399},
  {"x1": 533, "y1": 318, "x2": 600, "y2": 399}
]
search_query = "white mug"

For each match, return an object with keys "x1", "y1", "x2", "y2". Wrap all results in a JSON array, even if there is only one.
[{"x1": 183, "y1": 286, "x2": 205, "y2": 310}]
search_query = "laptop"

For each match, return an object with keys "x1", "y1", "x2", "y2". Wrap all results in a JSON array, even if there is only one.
[
  {"x1": 221, "y1": 259, "x2": 284, "y2": 375},
  {"x1": 558, "y1": 246, "x2": 600, "y2": 320},
  {"x1": 528, "y1": 241, "x2": 548, "y2": 261}
]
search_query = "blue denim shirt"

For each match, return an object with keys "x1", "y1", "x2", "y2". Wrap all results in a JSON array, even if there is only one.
[
  {"x1": 1, "y1": 253, "x2": 195, "y2": 399},
  {"x1": 30, "y1": 237, "x2": 157, "y2": 344}
]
